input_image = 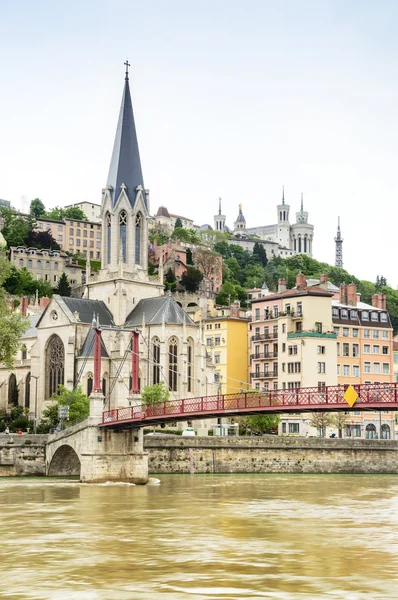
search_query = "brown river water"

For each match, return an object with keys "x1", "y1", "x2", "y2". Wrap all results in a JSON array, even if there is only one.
[{"x1": 0, "y1": 474, "x2": 398, "y2": 600}]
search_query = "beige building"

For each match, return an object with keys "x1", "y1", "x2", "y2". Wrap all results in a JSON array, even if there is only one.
[
  {"x1": 10, "y1": 247, "x2": 84, "y2": 286},
  {"x1": 64, "y1": 202, "x2": 102, "y2": 223},
  {"x1": 35, "y1": 217, "x2": 102, "y2": 260},
  {"x1": 153, "y1": 206, "x2": 195, "y2": 232}
]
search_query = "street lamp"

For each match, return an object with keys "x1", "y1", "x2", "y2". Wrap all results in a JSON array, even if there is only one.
[{"x1": 31, "y1": 376, "x2": 39, "y2": 434}]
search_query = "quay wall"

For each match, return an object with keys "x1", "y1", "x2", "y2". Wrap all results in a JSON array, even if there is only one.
[
  {"x1": 0, "y1": 435, "x2": 47, "y2": 476},
  {"x1": 144, "y1": 436, "x2": 398, "y2": 475}
]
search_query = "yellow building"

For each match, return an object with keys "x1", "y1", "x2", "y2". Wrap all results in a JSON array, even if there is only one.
[{"x1": 204, "y1": 302, "x2": 250, "y2": 395}]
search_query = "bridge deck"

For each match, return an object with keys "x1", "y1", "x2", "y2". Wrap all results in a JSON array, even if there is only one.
[{"x1": 100, "y1": 384, "x2": 398, "y2": 428}]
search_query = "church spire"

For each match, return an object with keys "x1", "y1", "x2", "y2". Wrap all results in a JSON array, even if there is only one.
[
  {"x1": 106, "y1": 62, "x2": 145, "y2": 207},
  {"x1": 218, "y1": 197, "x2": 222, "y2": 215},
  {"x1": 301, "y1": 193, "x2": 304, "y2": 212},
  {"x1": 282, "y1": 186, "x2": 285, "y2": 205}
]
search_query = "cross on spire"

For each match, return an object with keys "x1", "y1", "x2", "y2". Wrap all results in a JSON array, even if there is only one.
[{"x1": 124, "y1": 59, "x2": 130, "y2": 80}]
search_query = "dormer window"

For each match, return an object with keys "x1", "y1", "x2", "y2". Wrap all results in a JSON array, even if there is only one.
[
  {"x1": 332, "y1": 307, "x2": 339, "y2": 317},
  {"x1": 362, "y1": 311, "x2": 369, "y2": 321},
  {"x1": 380, "y1": 313, "x2": 388, "y2": 323},
  {"x1": 371, "y1": 312, "x2": 378, "y2": 322},
  {"x1": 350, "y1": 310, "x2": 358, "y2": 319},
  {"x1": 341, "y1": 309, "x2": 348, "y2": 319}
]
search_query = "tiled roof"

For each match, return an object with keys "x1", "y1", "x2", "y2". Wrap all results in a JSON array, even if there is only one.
[{"x1": 125, "y1": 296, "x2": 196, "y2": 327}]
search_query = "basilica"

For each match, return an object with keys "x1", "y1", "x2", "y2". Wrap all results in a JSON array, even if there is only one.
[{"x1": 0, "y1": 68, "x2": 215, "y2": 421}]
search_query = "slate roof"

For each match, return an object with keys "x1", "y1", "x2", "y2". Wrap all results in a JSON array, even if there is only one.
[
  {"x1": 125, "y1": 296, "x2": 196, "y2": 327},
  {"x1": 156, "y1": 206, "x2": 170, "y2": 217},
  {"x1": 21, "y1": 313, "x2": 41, "y2": 338},
  {"x1": 60, "y1": 297, "x2": 115, "y2": 326},
  {"x1": 106, "y1": 75, "x2": 145, "y2": 208},
  {"x1": 78, "y1": 328, "x2": 110, "y2": 358}
]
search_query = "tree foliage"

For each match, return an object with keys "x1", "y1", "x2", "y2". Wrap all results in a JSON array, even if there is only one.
[
  {"x1": 180, "y1": 266, "x2": 203, "y2": 292},
  {"x1": 174, "y1": 217, "x2": 183, "y2": 229},
  {"x1": 26, "y1": 229, "x2": 60, "y2": 250},
  {"x1": 55, "y1": 273, "x2": 72, "y2": 296},
  {"x1": 46, "y1": 206, "x2": 87, "y2": 221},
  {"x1": 4, "y1": 267, "x2": 53, "y2": 298},
  {"x1": 243, "y1": 413, "x2": 280, "y2": 434},
  {"x1": 310, "y1": 413, "x2": 332, "y2": 437},
  {"x1": 29, "y1": 198, "x2": 46, "y2": 219},
  {"x1": 194, "y1": 249, "x2": 220, "y2": 280},
  {"x1": 164, "y1": 268, "x2": 176, "y2": 292},
  {"x1": 0, "y1": 253, "x2": 29, "y2": 366},
  {"x1": 141, "y1": 383, "x2": 170, "y2": 405},
  {"x1": 38, "y1": 385, "x2": 90, "y2": 432},
  {"x1": 171, "y1": 227, "x2": 200, "y2": 244}
]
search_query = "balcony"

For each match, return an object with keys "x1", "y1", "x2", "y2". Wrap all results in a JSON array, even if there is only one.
[
  {"x1": 251, "y1": 371, "x2": 278, "y2": 380},
  {"x1": 287, "y1": 331, "x2": 337, "y2": 339},
  {"x1": 251, "y1": 332, "x2": 279, "y2": 342},
  {"x1": 251, "y1": 352, "x2": 278, "y2": 360}
]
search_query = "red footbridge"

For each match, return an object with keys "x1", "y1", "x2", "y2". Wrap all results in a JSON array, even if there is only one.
[{"x1": 100, "y1": 383, "x2": 398, "y2": 428}]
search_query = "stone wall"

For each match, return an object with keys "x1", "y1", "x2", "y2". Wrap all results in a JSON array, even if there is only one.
[
  {"x1": 0, "y1": 434, "x2": 47, "y2": 476},
  {"x1": 144, "y1": 435, "x2": 398, "y2": 475}
]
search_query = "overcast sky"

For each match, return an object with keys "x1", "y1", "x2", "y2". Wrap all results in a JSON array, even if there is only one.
[{"x1": 0, "y1": 0, "x2": 397, "y2": 286}]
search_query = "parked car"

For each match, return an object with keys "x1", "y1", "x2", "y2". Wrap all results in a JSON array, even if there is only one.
[{"x1": 182, "y1": 428, "x2": 196, "y2": 437}]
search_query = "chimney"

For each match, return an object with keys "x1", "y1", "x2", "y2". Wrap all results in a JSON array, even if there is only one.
[
  {"x1": 20, "y1": 297, "x2": 29, "y2": 317},
  {"x1": 346, "y1": 283, "x2": 357, "y2": 306},
  {"x1": 296, "y1": 273, "x2": 307, "y2": 290},
  {"x1": 340, "y1": 284, "x2": 347, "y2": 305},
  {"x1": 319, "y1": 274, "x2": 328, "y2": 291},
  {"x1": 278, "y1": 278, "x2": 287, "y2": 293},
  {"x1": 372, "y1": 293, "x2": 386, "y2": 310},
  {"x1": 230, "y1": 300, "x2": 240, "y2": 318},
  {"x1": 39, "y1": 296, "x2": 51, "y2": 310}
]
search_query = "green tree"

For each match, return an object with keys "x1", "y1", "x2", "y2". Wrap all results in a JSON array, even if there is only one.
[
  {"x1": 164, "y1": 268, "x2": 176, "y2": 292},
  {"x1": 0, "y1": 254, "x2": 29, "y2": 366},
  {"x1": 38, "y1": 385, "x2": 90, "y2": 432},
  {"x1": 245, "y1": 413, "x2": 280, "y2": 434},
  {"x1": 181, "y1": 266, "x2": 203, "y2": 292},
  {"x1": 171, "y1": 227, "x2": 200, "y2": 244},
  {"x1": 141, "y1": 383, "x2": 170, "y2": 406},
  {"x1": 253, "y1": 242, "x2": 267, "y2": 267},
  {"x1": 148, "y1": 223, "x2": 170, "y2": 245},
  {"x1": 186, "y1": 248, "x2": 193, "y2": 265},
  {"x1": 27, "y1": 229, "x2": 60, "y2": 250},
  {"x1": 29, "y1": 198, "x2": 46, "y2": 219},
  {"x1": 45, "y1": 207, "x2": 65, "y2": 221},
  {"x1": 174, "y1": 217, "x2": 183, "y2": 229},
  {"x1": 3, "y1": 216, "x2": 31, "y2": 247},
  {"x1": 55, "y1": 273, "x2": 72, "y2": 296},
  {"x1": 64, "y1": 206, "x2": 87, "y2": 220},
  {"x1": 310, "y1": 413, "x2": 332, "y2": 437},
  {"x1": 330, "y1": 413, "x2": 348, "y2": 438}
]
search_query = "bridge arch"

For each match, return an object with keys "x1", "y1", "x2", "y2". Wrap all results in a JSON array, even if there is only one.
[{"x1": 48, "y1": 444, "x2": 81, "y2": 477}]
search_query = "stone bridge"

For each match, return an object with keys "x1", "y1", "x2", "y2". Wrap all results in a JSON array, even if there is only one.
[{"x1": 45, "y1": 394, "x2": 148, "y2": 483}]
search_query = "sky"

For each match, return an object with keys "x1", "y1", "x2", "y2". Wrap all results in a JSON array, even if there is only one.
[{"x1": 0, "y1": 0, "x2": 397, "y2": 286}]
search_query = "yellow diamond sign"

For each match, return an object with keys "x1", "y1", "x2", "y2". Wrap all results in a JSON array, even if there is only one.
[{"x1": 344, "y1": 385, "x2": 358, "y2": 408}]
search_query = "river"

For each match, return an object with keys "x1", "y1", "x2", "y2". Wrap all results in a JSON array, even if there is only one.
[{"x1": 0, "y1": 474, "x2": 398, "y2": 599}]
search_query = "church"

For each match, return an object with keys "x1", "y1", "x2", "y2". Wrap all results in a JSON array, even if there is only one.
[{"x1": 0, "y1": 66, "x2": 215, "y2": 423}]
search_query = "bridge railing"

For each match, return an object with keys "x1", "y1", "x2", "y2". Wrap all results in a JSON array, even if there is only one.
[{"x1": 101, "y1": 383, "x2": 398, "y2": 425}]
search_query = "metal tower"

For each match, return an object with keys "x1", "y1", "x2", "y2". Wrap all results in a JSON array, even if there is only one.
[{"x1": 334, "y1": 217, "x2": 343, "y2": 268}]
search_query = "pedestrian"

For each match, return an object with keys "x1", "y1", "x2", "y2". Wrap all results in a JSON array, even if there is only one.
[
  {"x1": 17, "y1": 429, "x2": 23, "y2": 435},
  {"x1": 4, "y1": 426, "x2": 9, "y2": 434}
]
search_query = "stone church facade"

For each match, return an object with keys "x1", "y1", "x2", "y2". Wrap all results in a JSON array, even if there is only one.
[{"x1": 0, "y1": 68, "x2": 215, "y2": 424}]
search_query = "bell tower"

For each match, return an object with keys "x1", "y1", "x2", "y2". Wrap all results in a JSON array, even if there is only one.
[{"x1": 214, "y1": 197, "x2": 226, "y2": 232}]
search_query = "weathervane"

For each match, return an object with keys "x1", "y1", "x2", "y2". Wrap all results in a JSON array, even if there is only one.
[{"x1": 124, "y1": 59, "x2": 130, "y2": 80}]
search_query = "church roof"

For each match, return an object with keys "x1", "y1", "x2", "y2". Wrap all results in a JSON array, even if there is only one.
[
  {"x1": 21, "y1": 313, "x2": 40, "y2": 338},
  {"x1": 60, "y1": 297, "x2": 115, "y2": 326},
  {"x1": 236, "y1": 206, "x2": 246, "y2": 222},
  {"x1": 78, "y1": 328, "x2": 110, "y2": 358},
  {"x1": 125, "y1": 296, "x2": 196, "y2": 327},
  {"x1": 106, "y1": 72, "x2": 145, "y2": 208}
]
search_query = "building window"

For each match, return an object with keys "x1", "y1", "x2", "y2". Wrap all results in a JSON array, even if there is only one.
[
  {"x1": 317, "y1": 345, "x2": 325, "y2": 354},
  {"x1": 373, "y1": 345, "x2": 379, "y2": 354},
  {"x1": 363, "y1": 329, "x2": 370, "y2": 338},
  {"x1": 380, "y1": 313, "x2": 388, "y2": 323},
  {"x1": 46, "y1": 335, "x2": 65, "y2": 399},
  {"x1": 341, "y1": 309, "x2": 348, "y2": 319},
  {"x1": 343, "y1": 343, "x2": 349, "y2": 357},
  {"x1": 352, "y1": 328, "x2": 359, "y2": 338},
  {"x1": 21, "y1": 345, "x2": 27, "y2": 361},
  {"x1": 317, "y1": 362, "x2": 326, "y2": 373},
  {"x1": 334, "y1": 327, "x2": 339, "y2": 335},
  {"x1": 19, "y1": 258, "x2": 24, "y2": 267},
  {"x1": 364, "y1": 362, "x2": 371, "y2": 373},
  {"x1": 58, "y1": 225, "x2": 63, "y2": 232},
  {"x1": 289, "y1": 423, "x2": 299, "y2": 434},
  {"x1": 87, "y1": 375, "x2": 93, "y2": 397},
  {"x1": 168, "y1": 336, "x2": 178, "y2": 392},
  {"x1": 152, "y1": 337, "x2": 160, "y2": 385},
  {"x1": 382, "y1": 346, "x2": 389, "y2": 355},
  {"x1": 353, "y1": 365, "x2": 360, "y2": 377},
  {"x1": 315, "y1": 322, "x2": 322, "y2": 333},
  {"x1": 374, "y1": 363, "x2": 380, "y2": 374},
  {"x1": 83, "y1": 240, "x2": 87, "y2": 247},
  {"x1": 255, "y1": 308, "x2": 260, "y2": 321},
  {"x1": 37, "y1": 260, "x2": 42, "y2": 269},
  {"x1": 337, "y1": 364, "x2": 340, "y2": 375},
  {"x1": 318, "y1": 381, "x2": 326, "y2": 391},
  {"x1": 119, "y1": 210, "x2": 127, "y2": 263},
  {"x1": 106, "y1": 212, "x2": 111, "y2": 264},
  {"x1": 371, "y1": 312, "x2": 378, "y2": 322},
  {"x1": 214, "y1": 353, "x2": 221, "y2": 364},
  {"x1": 382, "y1": 331, "x2": 389, "y2": 339},
  {"x1": 214, "y1": 372, "x2": 220, "y2": 384},
  {"x1": 296, "y1": 302, "x2": 302, "y2": 317},
  {"x1": 343, "y1": 364, "x2": 350, "y2": 376},
  {"x1": 350, "y1": 310, "x2": 358, "y2": 319},
  {"x1": 135, "y1": 213, "x2": 142, "y2": 265},
  {"x1": 214, "y1": 337, "x2": 221, "y2": 346},
  {"x1": 342, "y1": 327, "x2": 349, "y2": 337},
  {"x1": 383, "y1": 363, "x2": 390, "y2": 375},
  {"x1": 362, "y1": 311, "x2": 369, "y2": 321},
  {"x1": 353, "y1": 344, "x2": 359, "y2": 357},
  {"x1": 332, "y1": 307, "x2": 339, "y2": 317},
  {"x1": 373, "y1": 330, "x2": 379, "y2": 339}
]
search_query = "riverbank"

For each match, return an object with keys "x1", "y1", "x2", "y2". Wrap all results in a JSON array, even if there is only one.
[{"x1": 144, "y1": 435, "x2": 398, "y2": 475}]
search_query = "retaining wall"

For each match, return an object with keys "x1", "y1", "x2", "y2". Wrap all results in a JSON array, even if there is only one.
[
  {"x1": 0, "y1": 434, "x2": 47, "y2": 476},
  {"x1": 144, "y1": 435, "x2": 398, "y2": 475}
]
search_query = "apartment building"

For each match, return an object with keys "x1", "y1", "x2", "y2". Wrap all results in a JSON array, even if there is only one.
[
  {"x1": 333, "y1": 284, "x2": 394, "y2": 439},
  {"x1": 64, "y1": 202, "x2": 101, "y2": 223},
  {"x1": 251, "y1": 274, "x2": 337, "y2": 393},
  {"x1": 10, "y1": 247, "x2": 84, "y2": 286},
  {"x1": 35, "y1": 217, "x2": 102, "y2": 260},
  {"x1": 205, "y1": 302, "x2": 250, "y2": 395}
]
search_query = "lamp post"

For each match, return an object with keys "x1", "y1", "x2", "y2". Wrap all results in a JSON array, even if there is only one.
[{"x1": 31, "y1": 376, "x2": 39, "y2": 434}]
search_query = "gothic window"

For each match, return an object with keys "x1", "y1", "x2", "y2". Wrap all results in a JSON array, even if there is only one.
[
  {"x1": 119, "y1": 210, "x2": 127, "y2": 263},
  {"x1": 187, "y1": 338, "x2": 194, "y2": 393},
  {"x1": 152, "y1": 337, "x2": 160, "y2": 385},
  {"x1": 87, "y1": 373, "x2": 93, "y2": 397},
  {"x1": 168, "y1": 336, "x2": 178, "y2": 392},
  {"x1": 25, "y1": 372, "x2": 31, "y2": 409},
  {"x1": 8, "y1": 373, "x2": 17, "y2": 406},
  {"x1": 46, "y1": 335, "x2": 65, "y2": 398},
  {"x1": 106, "y1": 212, "x2": 111, "y2": 264},
  {"x1": 135, "y1": 213, "x2": 142, "y2": 265},
  {"x1": 21, "y1": 345, "x2": 27, "y2": 361}
]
